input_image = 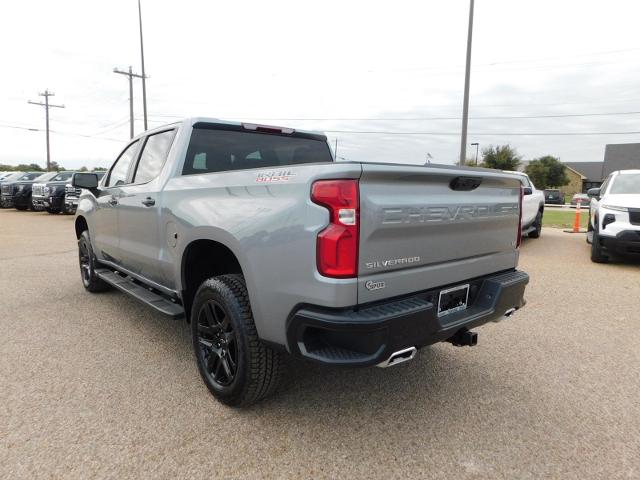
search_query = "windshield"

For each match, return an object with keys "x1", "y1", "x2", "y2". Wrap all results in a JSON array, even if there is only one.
[
  {"x1": 2, "y1": 172, "x2": 24, "y2": 182},
  {"x1": 50, "y1": 172, "x2": 74, "y2": 182},
  {"x1": 33, "y1": 172, "x2": 57, "y2": 182},
  {"x1": 19, "y1": 172, "x2": 44, "y2": 181},
  {"x1": 609, "y1": 173, "x2": 640, "y2": 194}
]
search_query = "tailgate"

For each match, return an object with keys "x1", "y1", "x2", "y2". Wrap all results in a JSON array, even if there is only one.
[{"x1": 358, "y1": 164, "x2": 521, "y2": 303}]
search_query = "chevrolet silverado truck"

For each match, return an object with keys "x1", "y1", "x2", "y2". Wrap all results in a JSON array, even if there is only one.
[
  {"x1": 72, "y1": 118, "x2": 529, "y2": 406},
  {"x1": 510, "y1": 172, "x2": 545, "y2": 239},
  {"x1": 31, "y1": 171, "x2": 76, "y2": 213}
]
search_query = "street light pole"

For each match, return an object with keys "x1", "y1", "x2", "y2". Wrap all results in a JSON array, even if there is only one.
[
  {"x1": 459, "y1": 0, "x2": 475, "y2": 166},
  {"x1": 138, "y1": 0, "x2": 148, "y2": 131},
  {"x1": 471, "y1": 142, "x2": 479, "y2": 166}
]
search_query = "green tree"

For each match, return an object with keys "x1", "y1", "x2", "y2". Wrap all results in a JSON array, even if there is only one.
[
  {"x1": 50, "y1": 161, "x2": 65, "y2": 171},
  {"x1": 93, "y1": 166, "x2": 108, "y2": 171},
  {"x1": 15, "y1": 163, "x2": 44, "y2": 172},
  {"x1": 78, "y1": 166, "x2": 88, "y2": 172},
  {"x1": 525, "y1": 155, "x2": 569, "y2": 190},
  {"x1": 480, "y1": 145, "x2": 522, "y2": 171}
]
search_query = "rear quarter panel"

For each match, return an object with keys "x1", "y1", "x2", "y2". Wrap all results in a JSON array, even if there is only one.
[{"x1": 163, "y1": 163, "x2": 363, "y2": 347}]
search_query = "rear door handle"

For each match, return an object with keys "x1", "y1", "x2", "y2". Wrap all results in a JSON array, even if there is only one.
[
  {"x1": 108, "y1": 197, "x2": 118, "y2": 206},
  {"x1": 142, "y1": 197, "x2": 155, "y2": 207}
]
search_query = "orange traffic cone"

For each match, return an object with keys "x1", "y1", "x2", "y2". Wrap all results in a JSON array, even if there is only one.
[
  {"x1": 564, "y1": 200, "x2": 587, "y2": 233},
  {"x1": 572, "y1": 202, "x2": 582, "y2": 232}
]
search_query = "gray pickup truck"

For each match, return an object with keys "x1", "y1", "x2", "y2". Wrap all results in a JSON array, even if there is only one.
[{"x1": 73, "y1": 118, "x2": 529, "y2": 406}]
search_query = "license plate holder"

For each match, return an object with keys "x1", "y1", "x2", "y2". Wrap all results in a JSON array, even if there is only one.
[{"x1": 438, "y1": 284, "x2": 470, "y2": 317}]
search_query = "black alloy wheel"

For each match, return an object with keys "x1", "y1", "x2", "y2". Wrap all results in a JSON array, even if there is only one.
[
  {"x1": 79, "y1": 238, "x2": 92, "y2": 287},
  {"x1": 77, "y1": 231, "x2": 109, "y2": 292},
  {"x1": 196, "y1": 299, "x2": 238, "y2": 387}
]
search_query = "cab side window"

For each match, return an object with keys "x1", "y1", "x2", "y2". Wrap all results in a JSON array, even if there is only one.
[
  {"x1": 106, "y1": 140, "x2": 139, "y2": 187},
  {"x1": 133, "y1": 130, "x2": 176, "y2": 184}
]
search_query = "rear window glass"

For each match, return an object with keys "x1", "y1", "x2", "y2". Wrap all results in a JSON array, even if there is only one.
[
  {"x1": 182, "y1": 128, "x2": 333, "y2": 175},
  {"x1": 609, "y1": 173, "x2": 640, "y2": 194}
]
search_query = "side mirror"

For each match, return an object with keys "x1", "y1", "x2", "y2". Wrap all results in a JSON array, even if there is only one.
[
  {"x1": 73, "y1": 173, "x2": 99, "y2": 189},
  {"x1": 587, "y1": 187, "x2": 601, "y2": 198},
  {"x1": 523, "y1": 187, "x2": 533, "y2": 195}
]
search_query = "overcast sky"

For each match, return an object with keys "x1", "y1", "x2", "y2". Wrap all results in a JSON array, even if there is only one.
[{"x1": 1, "y1": 0, "x2": 640, "y2": 170}]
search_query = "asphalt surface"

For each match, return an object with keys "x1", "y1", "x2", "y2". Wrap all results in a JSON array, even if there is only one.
[{"x1": 1, "y1": 208, "x2": 639, "y2": 479}]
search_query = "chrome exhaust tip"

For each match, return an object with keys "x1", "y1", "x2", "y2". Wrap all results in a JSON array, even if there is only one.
[
  {"x1": 492, "y1": 307, "x2": 518, "y2": 322},
  {"x1": 377, "y1": 346, "x2": 417, "y2": 368}
]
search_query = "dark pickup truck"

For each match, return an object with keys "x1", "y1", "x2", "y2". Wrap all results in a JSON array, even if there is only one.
[
  {"x1": 1, "y1": 172, "x2": 51, "y2": 209},
  {"x1": 32, "y1": 171, "x2": 76, "y2": 213}
]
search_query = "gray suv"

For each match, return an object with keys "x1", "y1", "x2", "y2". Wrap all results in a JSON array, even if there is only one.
[{"x1": 73, "y1": 118, "x2": 529, "y2": 406}]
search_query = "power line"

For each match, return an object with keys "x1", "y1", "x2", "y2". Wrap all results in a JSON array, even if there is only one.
[
  {"x1": 0, "y1": 123, "x2": 124, "y2": 142},
  {"x1": 220, "y1": 110, "x2": 640, "y2": 122},
  {"x1": 323, "y1": 130, "x2": 640, "y2": 136},
  {"x1": 28, "y1": 90, "x2": 65, "y2": 171}
]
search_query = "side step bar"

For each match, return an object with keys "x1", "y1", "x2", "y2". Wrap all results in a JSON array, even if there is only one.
[{"x1": 96, "y1": 268, "x2": 185, "y2": 319}]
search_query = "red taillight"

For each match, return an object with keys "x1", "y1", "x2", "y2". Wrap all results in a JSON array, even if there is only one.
[
  {"x1": 516, "y1": 185, "x2": 523, "y2": 248},
  {"x1": 311, "y1": 179, "x2": 359, "y2": 278}
]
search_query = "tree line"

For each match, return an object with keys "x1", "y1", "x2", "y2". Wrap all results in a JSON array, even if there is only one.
[
  {"x1": 0, "y1": 162, "x2": 108, "y2": 172},
  {"x1": 464, "y1": 144, "x2": 570, "y2": 190}
]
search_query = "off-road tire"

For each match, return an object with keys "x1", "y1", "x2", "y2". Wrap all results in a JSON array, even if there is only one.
[
  {"x1": 590, "y1": 220, "x2": 608, "y2": 263},
  {"x1": 15, "y1": 204, "x2": 28, "y2": 211},
  {"x1": 528, "y1": 210, "x2": 543, "y2": 238},
  {"x1": 191, "y1": 274, "x2": 283, "y2": 407},
  {"x1": 78, "y1": 231, "x2": 110, "y2": 292}
]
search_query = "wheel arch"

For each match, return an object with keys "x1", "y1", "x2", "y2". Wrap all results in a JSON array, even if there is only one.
[
  {"x1": 180, "y1": 238, "x2": 244, "y2": 321},
  {"x1": 75, "y1": 215, "x2": 88, "y2": 239}
]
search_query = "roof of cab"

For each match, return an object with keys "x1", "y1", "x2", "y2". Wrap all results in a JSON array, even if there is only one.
[{"x1": 135, "y1": 117, "x2": 325, "y2": 139}]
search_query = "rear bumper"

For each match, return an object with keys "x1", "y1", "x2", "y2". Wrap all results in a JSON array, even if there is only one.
[
  {"x1": 286, "y1": 269, "x2": 529, "y2": 367},
  {"x1": 600, "y1": 230, "x2": 640, "y2": 257}
]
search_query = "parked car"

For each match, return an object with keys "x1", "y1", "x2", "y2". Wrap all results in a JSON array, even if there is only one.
[
  {"x1": 0, "y1": 172, "x2": 48, "y2": 209},
  {"x1": 587, "y1": 169, "x2": 640, "y2": 262},
  {"x1": 72, "y1": 118, "x2": 529, "y2": 406},
  {"x1": 64, "y1": 171, "x2": 105, "y2": 215},
  {"x1": 509, "y1": 172, "x2": 545, "y2": 238},
  {"x1": 544, "y1": 189, "x2": 564, "y2": 205},
  {"x1": 0, "y1": 172, "x2": 25, "y2": 207},
  {"x1": 571, "y1": 193, "x2": 590, "y2": 207},
  {"x1": 32, "y1": 171, "x2": 76, "y2": 213}
]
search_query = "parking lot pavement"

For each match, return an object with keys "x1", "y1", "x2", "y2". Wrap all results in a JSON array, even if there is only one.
[{"x1": 1, "y1": 208, "x2": 639, "y2": 479}]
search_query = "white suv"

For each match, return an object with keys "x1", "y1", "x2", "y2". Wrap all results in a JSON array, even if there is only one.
[{"x1": 587, "y1": 169, "x2": 640, "y2": 262}]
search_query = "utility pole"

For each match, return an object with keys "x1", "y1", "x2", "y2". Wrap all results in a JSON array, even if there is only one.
[
  {"x1": 138, "y1": 0, "x2": 148, "y2": 131},
  {"x1": 28, "y1": 90, "x2": 65, "y2": 171},
  {"x1": 114, "y1": 66, "x2": 145, "y2": 138},
  {"x1": 459, "y1": 0, "x2": 475, "y2": 166}
]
